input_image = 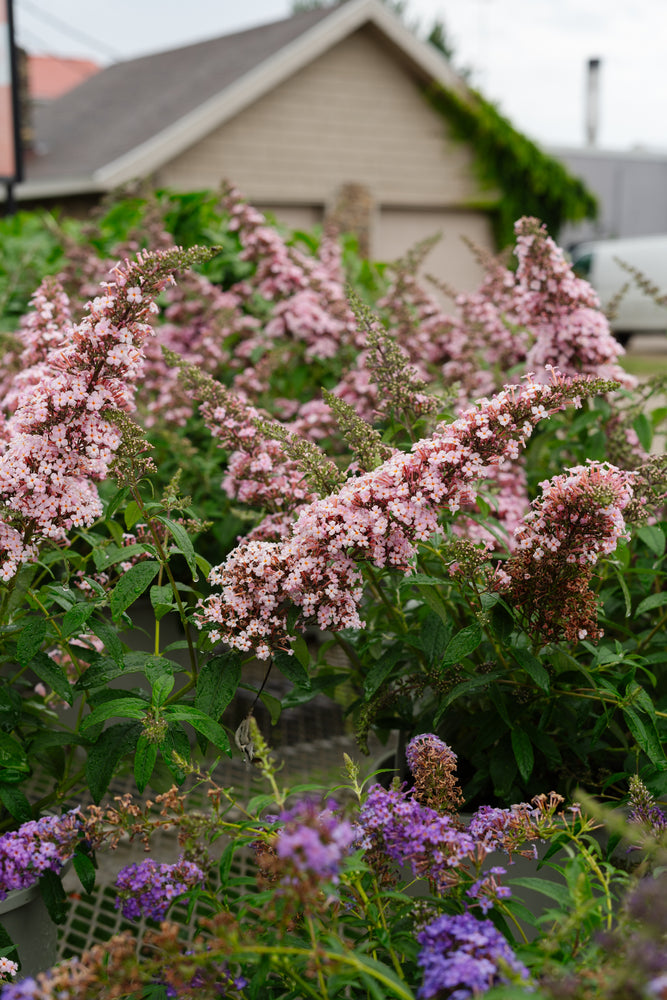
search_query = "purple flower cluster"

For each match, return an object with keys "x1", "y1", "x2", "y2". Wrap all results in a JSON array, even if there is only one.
[
  {"x1": 417, "y1": 911, "x2": 531, "y2": 999},
  {"x1": 275, "y1": 798, "x2": 356, "y2": 883},
  {"x1": 114, "y1": 856, "x2": 205, "y2": 921},
  {"x1": 0, "y1": 810, "x2": 84, "y2": 900},
  {"x1": 357, "y1": 782, "x2": 546, "y2": 912}
]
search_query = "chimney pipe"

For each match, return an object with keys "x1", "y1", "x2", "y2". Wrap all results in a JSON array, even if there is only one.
[{"x1": 585, "y1": 57, "x2": 601, "y2": 147}]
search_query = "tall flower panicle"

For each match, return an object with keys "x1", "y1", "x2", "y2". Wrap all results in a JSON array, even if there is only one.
[
  {"x1": 516, "y1": 217, "x2": 634, "y2": 387},
  {"x1": 497, "y1": 460, "x2": 635, "y2": 642},
  {"x1": 0, "y1": 810, "x2": 85, "y2": 899},
  {"x1": 416, "y1": 911, "x2": 531, "y2": 999},
  {"x1": 405, "y1": 734, "x2": 465, "y2": 813},
  {"x1": 114, "y1": 856, "x2": 205, "y2": 921},
  {"x1": 197, "y1": 372, "x2": 618, "y2": 658},
  {"x1": 271, "y1": 798, "x2": 356, "y2": 886},
  {"x1": 628, "y1": 776, "x2": 667, "y2": 840},
  {"x1": 0, "y1": 246, "x2": 212, "y2": 581}
]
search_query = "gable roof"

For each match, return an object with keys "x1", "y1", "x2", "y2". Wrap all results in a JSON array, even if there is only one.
[{"x1": 20, "y1": 0, "x2": 464, "y2": 199}]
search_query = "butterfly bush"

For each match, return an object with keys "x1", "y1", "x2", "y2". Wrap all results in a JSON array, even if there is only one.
[
  {"x1": 114, "y1": 856, "x2": 205, "y2": 921},
  {"x1": 0, "y1": 245, "x2": 211, "y2": 581},
  {"x1": 196, "y1": 371, "x2": 616, "y2": 658},
  {"x1": 416, "y1": 911, "x2": 531, "y2": 999},
  {"x1": 0, "y1": 810, "x2": 85, "y2": 899},
  {"x1": 497, "y1": 460, "x2": 636, "y2": 642}
]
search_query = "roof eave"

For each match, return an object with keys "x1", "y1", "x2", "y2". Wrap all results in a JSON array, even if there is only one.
[{"x1": 96, "y1": 0, "x2": 467, "y2": 188}]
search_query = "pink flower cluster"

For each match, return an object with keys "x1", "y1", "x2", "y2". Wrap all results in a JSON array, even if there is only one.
[
  {"x1": 197, "y1": 372, "x2": 606, "y2": 658},
  {"x1": 515, "y1": 217, "x2": 634, "y2": 387},
  {"x1": 0, "y1": 247, "x2": 204, "y2": 581},
  {"x1": 497, "y1": 460, "x2": 635, "y2": 642}
]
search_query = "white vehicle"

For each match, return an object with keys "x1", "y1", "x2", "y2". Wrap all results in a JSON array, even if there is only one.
[{"x1": 569, "y1": 234, "x2": 667, "y2": 345}]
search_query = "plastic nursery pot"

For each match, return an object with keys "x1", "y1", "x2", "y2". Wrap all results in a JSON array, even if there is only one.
[{"x1": 0, "y1": 883, "x2": 58, "y2": 979}]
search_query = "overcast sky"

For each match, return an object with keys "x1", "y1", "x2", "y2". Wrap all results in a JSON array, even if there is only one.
[{"x1": 13, "y1": 0, "x2": 667, "y2": 153}]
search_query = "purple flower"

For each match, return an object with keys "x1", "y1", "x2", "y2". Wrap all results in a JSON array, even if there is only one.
[
  {"x1": 417, "y1": 911, "x2": 531, "y2": 999},
  {"x1": 274, "y1": 798, "x2": 355, "y2": 882},
  {"x1": 114, "y1": 856, "x2": 205, "y2": 921},
  {"x1": 0, "y1": 810, "x2": 84, "y2": 899}
]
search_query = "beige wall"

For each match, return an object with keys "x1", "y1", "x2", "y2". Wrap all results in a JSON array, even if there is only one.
[
  {"x1": 158, "y1": 24, "x2": 495, "y2": 273},
  {"x1": 376, "y1": 208, "x2": 493, "y2": 296}
]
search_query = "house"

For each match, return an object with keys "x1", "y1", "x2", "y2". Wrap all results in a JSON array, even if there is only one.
[
  {"x1": 11, "y1": 0, "x2": 594, "y2": 290},
  {"x1": 27, "y1": 55, "x2": 101, "y2": 102}
]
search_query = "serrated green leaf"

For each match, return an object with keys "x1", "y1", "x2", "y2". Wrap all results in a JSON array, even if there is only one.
[
  {"x1": 0, "y1": 784, "x2": 32, "y2": 823},
  {"x1": 134, "y1": 734, "x2": 158, "y2": 793},
  {"x1": 441, "y1": 622, "x2": 483, "y2": 668},
  {"x1": 80, "y1": 697, "x2": 148, "y2": 731},
  {"x1": 88, "y1": 619, "x2": 124, "y2": 665},
  {"x1": 636, "y1": 592, "x2": 667, "y2": 617},
  {"x1": 153, "y1": 515, "x2": 198, "y2": 580},
  {"x1": 163, "y1": 705, "x2": 230, "y2": 754},
  {"x1": 151, "y1": 673, "x2": 175, "y2": 707},
  {"x1": 16, "y1": 618, "x2": 48, "y2": 666},
  {"x1": 364, "y1": 648, "x2": 403, "y2": 699},
  {"x1": 512, "y1": 648, "x2": 550, "y2": 692},
  {"x1": 104, "y1": 486, "x2": 130, "y2": 521},
  {"x1": 85, "y1": 721, "x2": 142, "y2": 802},
  {"x1": 160, "y1": 724, "x2": 190, "y2": 785},
  {"x1": 274, "y1": 650, "x2": 310, "y2": 690},
  {"x1": 61, "y1": 602, "x2": 97, "y2": 638},
  {"x1": 109, "y1": 561, "x2": 160, "y2": 619},
  {"x1": 418, "y1": 613, "x2": 451, "y2": 668},
  {"x1": 195, "y1": 652, "x2": 242, "y2": 721},
  {"x1": 29, "y1": 650, "x2": 73, "y2": 703},
  {"x1": 434, "y1": 671, "x2": 503, "y2": 723},
  {"x1": 623, "y1": 707, "x2": 667, "y2": 768}
]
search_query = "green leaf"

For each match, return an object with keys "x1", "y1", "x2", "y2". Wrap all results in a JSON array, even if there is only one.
[
  {"x1": 80, "y1": 697, "x2": 148, "y2": 731},
  {"x1": 364, "y1": 649, "x2": 403, "y2": 699},
  {"x1": 609, "y1": 563, "x2": 632, "y2": 617},
  {"x1": 274, "y1": 650, "x2": 311, "y2": 690},
  {"x1": 29, "y1": 651, "x2": 73, "y2": 704},
  {"x1": 153, "y1": 515, "x2": 198, "y2": 580},
  {"x1": 434, "y1": 671, "x2": 503, "y2": 724},
  {"x1": 511, "y1": 728, "x2": 534, "y2": 782},
  {"x1": 508, "y1": 875, "x2": 570, "y2": 907},
  {"x1": 92, "y1": 543, "x2": 149, "y2": 572},
  {"x1": 490, "y1": 602, "x2": 514, "y2": 641},
  {"x1": 74, "y1": 657, "x2": 125, "y2": 692},
  {"x1": 160, "y1": 724, "x2": 190, "y2": 785},
  {"x1": 489, "y1": 751, "x2": 517, "y2": 800},
  {"x1": 512, "y1": 648, "x2": 550, "y2": 692},
  {"x1": 441, "y1": 622, "x2": 483, "y2": 668},
  {"x1": 16, "y1": 618, "x2": 48, "y2": 666},
  {"x1": 61, "y1": 602, "x2": 97, "y2": 638},
  {"x1": 39, "y1": 870, "x2": 68, "y2": 924},
  {"x1": 89, "y1": 619, "x2": 124, "y2": 665},
  {"x1": 637, "y1": 524, "x2": 665, "y2": 559},
  {"x1": 635, "y1": 592, "x2": 667, "y2": 617},
  {"x1": 623, "y1": 708, "x2": 667, "y2": 768},
  {"x1": 195, "y1": 652, "x2": 242, "y2": 721},
  {"x1": 399, "y1": 573, "x2": 444, "y2": 588},
  {"x1": 85, "y1": 721, "x2": 143, "y2": 802},
  {"x1": 418, "y1": 613, "x2": 452, "y2": 668},
  {"x1": 0, "y1": 784, "x2": 32, "y2": 823},
  {"x1": 109, "y1": 561, "x2": 160, "y2": 620},
  {"x1": 72, "y1": 852, "x2": 96, "y2": 895},
  {"x1": 163, "y1": 706, "x2": 230, "y2": 754},
  {"x1": 104, "y1": 486, "x2": 130, "y2": 520},
  {"x1": 633, "y1": 412, "x2": 653, "y2": 452},
  {"x1": 259, "y1": 690, "x2": 282, "y2": 726},
  {"x1": 291, "y1": 635, "x2": 311, "y2": 670},
  {"x1": 134, "y1": 734, "x2": 158, "y2": 793},
  {"x1": 151, "y1": 673, "x2": 175, "y2": 707},
  {"x1": 150, "y1": 584, "x2": 175, "y2": 621},
  {"x1": 124, "y1": 499, "x2": 142, "y2": 529}
]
